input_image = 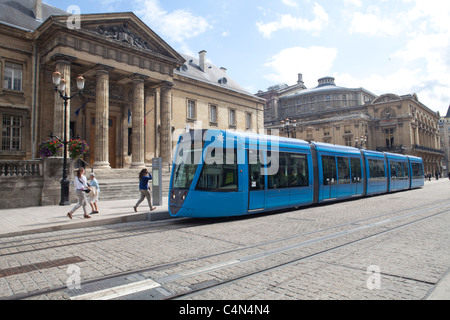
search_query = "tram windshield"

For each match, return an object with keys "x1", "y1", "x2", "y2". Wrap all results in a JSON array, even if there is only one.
[{"x1": 172, "y1": 142, "x2": 203, "y2": 189}]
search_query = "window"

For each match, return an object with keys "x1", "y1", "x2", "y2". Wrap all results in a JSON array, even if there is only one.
[
  {"x1": 209, "y1": 104, "x2": 217, "y2": 124},
  {"x1": 350, "y1": 158, "x2": 362, "y2": 183},
  {"x1": 2, "y1": 115, "x2": 22, "y2": 151},
  {"x1": 344, "y1": 125, "x2": 351, "y2": 134},
  {"x1": 249, "y1": 149, "x2": 265, "y2": 191},
  {"x1": 197, "y1": 148, "x2": 238, "y2": 192},
  {"x1": 344, "y1": 137, "x2": 352, "y2": 147},
  {"x1": 229, "y1": 109, "x2": 236, "y2": 127},
  {"x1": 337, "y1": 157, "x2": 350, "y2": 184},
  {"x1": 246, "y1": 113, "x2": 252, "y2": 129},
  {"x1": 3, "y1": 62, "x2": 23, "y2": 91},
  {"x1": 411, "y1": 163, "x2": 424, "y2": 179},
  {"x1": 187, "y1": 99, "x2": 196, "y2": 120},
  {"x1": 268, "y1": 152, "x2": 309, "y2": 189},
  {"x1": 368, "y1": 159, "x2": 386, "y2": 181},
  {"x1": 172, "y1": 141, "x2": 203, "y2": 189},
  {"x1": 322, "y1": 156, "x2": 336, "y2": 185},
  {"x1": 385, "y1": 128, "x2": 394, "y2": 148}
]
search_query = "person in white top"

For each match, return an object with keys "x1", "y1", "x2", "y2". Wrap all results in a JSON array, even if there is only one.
[{"x1": 67, "y1": 167, "x2": 91, "y2": 219}]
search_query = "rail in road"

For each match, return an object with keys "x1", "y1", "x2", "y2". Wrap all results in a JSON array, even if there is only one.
[{"x1": 2, "y1": 185, "x2": 449, "y2": 301}]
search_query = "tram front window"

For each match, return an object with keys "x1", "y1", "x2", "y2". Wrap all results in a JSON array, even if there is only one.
[{"x1": 172, "y1": 146, "x2": 202, "y2": 189}]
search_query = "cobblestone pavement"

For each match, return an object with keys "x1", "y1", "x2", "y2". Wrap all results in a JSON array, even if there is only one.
[{"x1": 0, "y1": 179, "x2": 449, "y2": 301}]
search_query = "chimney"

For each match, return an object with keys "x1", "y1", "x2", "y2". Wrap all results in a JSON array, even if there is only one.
[
  {"x1": 34, "y1": 0, "x2": 42, "y2": 21},
  {"x1": 199, "y1": 50, "x2": 207, "y2": 72},
  {"x1": 297, "y1": 73, "x2": 304, "y2": 86}
]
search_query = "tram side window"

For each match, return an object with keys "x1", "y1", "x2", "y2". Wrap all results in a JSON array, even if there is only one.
[
  {"x1": 350, "y1": 158, "x2": 362, "y2": 183},
  {"x1": 411, "y1": 163, "x2": 424, "y2": 179},
  {"x1": 249, "y1": 149, "x2": 265, "y2": 190},
  {"x1": 402, "y1": 162, "x2": 409, "y2": 179},
  {"x1": 368, "y1": 159, "x2": 386, "y2": 181},
  {"x1": 322, "y1": 156, "x2": 337, "y2": 185},
  {"x1": 337, "y1": 157, "x2": 350, "y2": 184},
  {"x1": 390, "y1": 162, "x2": 398, "y2": 179},
  {"x1": 288, "y1": 153, "x2": 309, "y2": 187},
  {"x1": 196, "y1": 148, "x2": 238, "y2": 192},
  {"x1": 267, "y1": 152, "x2": 309, "y2": 189}
]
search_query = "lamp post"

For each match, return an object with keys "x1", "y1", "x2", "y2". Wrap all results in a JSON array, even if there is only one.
[
  {"x1": 355, "y1": 135, "x2": 367, "y2": 149},
  {"x1": 52, "y1": 71, "x2": 85, "y2": 206},
  {"x1": 281, "y1": 118, "x2": 297, "y2": 138}
]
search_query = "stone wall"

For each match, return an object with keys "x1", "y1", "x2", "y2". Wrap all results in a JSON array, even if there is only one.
[{"x1": 0, "y1": 158, "x2": 76, "y2": 209}]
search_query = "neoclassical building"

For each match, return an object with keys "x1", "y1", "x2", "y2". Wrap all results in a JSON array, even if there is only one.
[
  {"x1": 0, "y1": 0, "x2": 264, "y2": 168},
  {"x1": 259, "y1": 76, "x2": 443, "y2": 174}
]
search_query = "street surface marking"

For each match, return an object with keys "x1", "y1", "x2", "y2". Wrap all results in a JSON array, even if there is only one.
[{"x1": 70, "y1": 278, "x2": 161, "y2": 300}]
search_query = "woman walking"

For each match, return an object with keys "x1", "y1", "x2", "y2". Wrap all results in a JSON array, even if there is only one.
[
  {"x1": 88, "y1": 172, "x2": 100, "y2": 214},
  {"x1": 133, "y1": 168, "x2": 156, "y2": 212},
  {"x1": 67, "y1": 167, "x2": 91, "y2": 219}
]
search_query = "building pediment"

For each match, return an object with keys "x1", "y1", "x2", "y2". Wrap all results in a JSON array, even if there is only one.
[
  {"x1": 372, "y1": 93, "x2": 401, "y2": 105},
  {"x1": 37, "y1": 12, "x2": 185, "y2": 68}
]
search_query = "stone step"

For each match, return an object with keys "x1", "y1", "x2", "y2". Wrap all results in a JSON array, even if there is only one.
[{"x1": 89, "y1": 169, "x2": 172, "y2": 201}]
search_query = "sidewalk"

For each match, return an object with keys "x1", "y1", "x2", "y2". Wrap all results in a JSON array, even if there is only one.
[{"x1": 0, "y1": 196, "x2": 172, "y2": 239}]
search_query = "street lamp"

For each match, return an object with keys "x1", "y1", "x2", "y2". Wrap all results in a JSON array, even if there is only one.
[
  {"x1": 355, "y1": 135, "x2": 367, "y2": 149},
  {"x1": 281, "y1": 118, "x2": 297, "y2": 138},
  {"x1": 52, "y1": 71, "x2": 85, "y2": 206}
]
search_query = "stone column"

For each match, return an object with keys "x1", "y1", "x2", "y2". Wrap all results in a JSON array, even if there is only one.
[
  {"x1": 54, "y1": 59, "x2": 71, "y2": 143},
  {"x1": 160, "y1": 81, "x2": 173, "y2": 164},
  {"x1": 130, "y1": 77, "x2": 146, "y2": 169},
  {"x1": 93, "y1": 68, "x2": 111, "y2": 169}
]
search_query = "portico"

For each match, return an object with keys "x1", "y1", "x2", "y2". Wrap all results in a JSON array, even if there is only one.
[{"x1": 38, "y1": 13, "x2": 184, "y2": 168}]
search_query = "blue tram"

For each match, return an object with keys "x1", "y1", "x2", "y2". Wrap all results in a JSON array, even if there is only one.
[{"x1": 169, "y1": 130, "x2": 424, "y2": 218}]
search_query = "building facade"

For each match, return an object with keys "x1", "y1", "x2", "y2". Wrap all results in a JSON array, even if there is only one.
[
  {"x1": 259, "y1": 76, "x2": 443, "y2": 175},
  {"x1": 439, "y1": 106, "x2": 450, "y2": 176},
  {"x1": 0, "y1": 0, "x2": 264, "y2": 169}
]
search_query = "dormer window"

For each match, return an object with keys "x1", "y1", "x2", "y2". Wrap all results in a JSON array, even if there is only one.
[{"x1": 218, "y1": 77, "x2": 228, "y2": 85}]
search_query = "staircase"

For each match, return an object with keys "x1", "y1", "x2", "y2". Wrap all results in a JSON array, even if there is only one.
[{"x1": 86, "y1": 168, "x2": 171, "y2": 201}]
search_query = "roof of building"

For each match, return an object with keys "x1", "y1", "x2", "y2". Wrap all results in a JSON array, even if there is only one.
[
  {"x1": 0, "y1": 0, "x2": 66, "y2": 31},
  {"x1": 445, "y1": 105, "x2": 450, "y2": 118},
  {"x1": 175, "y1": 52, "x2": 258, "y2": 98},
  {"x1": 282, "y1": 76, "x2": 377, "y2": 100}
]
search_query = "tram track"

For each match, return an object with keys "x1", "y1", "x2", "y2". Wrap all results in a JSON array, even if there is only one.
[
  {"x1": 5, "y1": 197, "x2": 450, "y2": 300},
  {"x1": 170, "y1": 204, "x2": 450, "y2": 299}
]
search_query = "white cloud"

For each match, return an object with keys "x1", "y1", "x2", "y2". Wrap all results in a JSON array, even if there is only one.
[
  {"x1": 264, "y1": 46, "x2": 338, "y2": 86},
  {"x1": 342, "y1": 0, "x2": 450, "y2": 114},
  {"x1": 344, "y1": 0, "x2": 362, "y2": 7},
  {"x1": 256, "y1": 2, "x2": 329, "y2": 38},
  {"x1": 135, "y1": 0, "x2": 212, "y2": 45},
  {"x1": 282, "y1": 0, "x2": 299, "y2": 8},
  {"x1": 349, "y1": 9, "x2": 400, "y2": 36}
]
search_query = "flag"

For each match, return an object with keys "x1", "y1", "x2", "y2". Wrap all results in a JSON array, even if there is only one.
[{"x1": 74, "y1": 99, "x2": 91, "y2": 116}]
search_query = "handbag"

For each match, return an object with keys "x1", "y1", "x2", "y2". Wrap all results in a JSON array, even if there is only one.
[{"x1": 78, "y1": 177, "x2": 91, "y2": 193}]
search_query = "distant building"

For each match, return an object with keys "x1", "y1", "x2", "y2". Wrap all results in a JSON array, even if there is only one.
[
  {"x1": 0, "y1": 0, "x2": 264, "y2": 168},
  {"x1": 439, "y1": 106, "x2": 450, "y2": 176},
  {"x1": 258, "y1": 75, "x2": 443, "y2": 174}
]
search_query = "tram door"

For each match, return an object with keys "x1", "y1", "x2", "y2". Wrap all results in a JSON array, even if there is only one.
[
  {"x1": 248, "y1": 149, "x2": 265, "y2": 212},
  {"x1": 322, "y1": 155, "x2": 338, "y2": 200}
]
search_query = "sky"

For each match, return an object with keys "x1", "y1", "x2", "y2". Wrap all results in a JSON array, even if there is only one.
[{"x1": 45, "y1": 0, "x2": 450, "y2": 116}]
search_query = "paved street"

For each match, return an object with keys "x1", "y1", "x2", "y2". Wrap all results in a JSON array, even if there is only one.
[{"x1": 0, "y1": 179, "x2": 449, "y2": 304}]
